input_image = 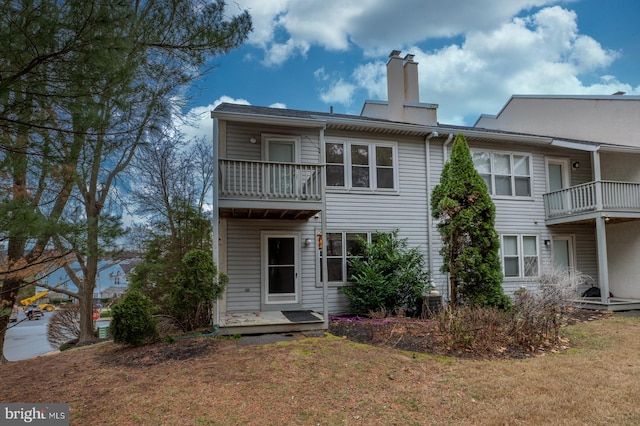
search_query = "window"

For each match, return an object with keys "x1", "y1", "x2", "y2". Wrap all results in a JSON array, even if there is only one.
[
  {"x1": 472, "y1": 151, "x2": 531, "y2": 197},
  {"x1": 325, "y1": 139, "x2": 397, "y2": 191},
  {"x1": 502, "y1": 235, "x2": 539, "y2": 278},
  {"x1": 319, "y1": 231, "x2": 381, "y2": 284}
]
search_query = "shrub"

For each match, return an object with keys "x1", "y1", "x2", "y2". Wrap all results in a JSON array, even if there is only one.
[
  {"x1": 169, "y1": 249, "x2": 227, "y2": 332},
  {"x1": 436, "y1": 305, "x2": 509, "y2": 352},
  {"x1": 47, "y1": 304, "x2": 81, "y2": 349},
  {"x1": 341, "y1": 230, "x2": 430, "y2": 316},
  {"x1": 109, "y1": 290, "x2": 158, "y2": 346},
  {"x1": 431, "y1": 134, "x2": 509, "y2": 309}
]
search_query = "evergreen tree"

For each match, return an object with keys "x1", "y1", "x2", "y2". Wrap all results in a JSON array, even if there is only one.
[
  {"x1": 431, "y1": 134, "x2": 510, "y2": 309},
  {"x1": 0, "y1": 0, "x2": 252, "y2": 360}
]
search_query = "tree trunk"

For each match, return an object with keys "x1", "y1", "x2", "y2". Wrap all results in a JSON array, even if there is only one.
[{"x1": 77, "y1": 213, "x2": 100, "y2": 344}]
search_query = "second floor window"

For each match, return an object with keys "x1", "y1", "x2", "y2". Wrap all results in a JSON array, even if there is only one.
[
  {"x1": 472, "y1": 151, "x2": 532, "y2": 197},
  {"x1": 326, "y1": 140, "x2": 397, "y2": 191}
]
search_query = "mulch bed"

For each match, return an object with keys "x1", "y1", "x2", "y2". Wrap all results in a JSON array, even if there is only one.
[{"x1": 328, "y1": 308, "x2": 612, "y2": 359}]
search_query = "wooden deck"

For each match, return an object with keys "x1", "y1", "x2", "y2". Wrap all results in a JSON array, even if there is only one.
[
  {"x1": 571, "y1": 297, "x2": 640, "y2": 311},
  {"x1": 218, "y1": 311, "x2": 325, "y2": 336}
]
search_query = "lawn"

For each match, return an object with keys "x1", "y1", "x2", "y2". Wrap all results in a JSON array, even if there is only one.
[{"x1": 2, "y1": 314, "x2": 640, "y2": 425}]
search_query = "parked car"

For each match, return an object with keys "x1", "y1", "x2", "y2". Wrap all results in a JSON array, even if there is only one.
[{"x1": 25, "y1": 304, "x2": 43, "y2": 320}]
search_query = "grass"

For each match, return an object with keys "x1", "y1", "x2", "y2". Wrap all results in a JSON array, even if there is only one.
[{"x1": 2, "y1": 315, "x2": 640, "y2": 425}]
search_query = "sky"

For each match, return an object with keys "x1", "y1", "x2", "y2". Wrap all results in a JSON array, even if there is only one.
[{"x1": 178, "y1": 0, "x2": 640, "y2": 142}]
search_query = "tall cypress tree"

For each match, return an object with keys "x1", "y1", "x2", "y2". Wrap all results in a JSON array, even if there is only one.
[{"x1": 431, "y1": 134, "x2": 510, "y2": 309}]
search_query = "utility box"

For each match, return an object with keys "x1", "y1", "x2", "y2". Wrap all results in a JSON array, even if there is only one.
[{"x1": 98, "y1": 327, "x2": 110, "y2": 339}]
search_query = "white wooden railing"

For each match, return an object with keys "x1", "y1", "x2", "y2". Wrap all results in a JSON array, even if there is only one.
[
  {"x1": 544, "y1": 181, "x2": 640, "y2": 218},
  {"x1": 219, "y1": 159, "x2": 322, "y2": 201}
]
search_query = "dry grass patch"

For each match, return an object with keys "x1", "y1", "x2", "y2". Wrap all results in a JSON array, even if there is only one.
[{"x1": 2, "y1": 315, "x2": 640, "y2": 425}]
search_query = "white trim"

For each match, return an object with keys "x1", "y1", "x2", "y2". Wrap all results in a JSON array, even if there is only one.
[
  {"x1": 471, "y1": 149, "x2": 533, "y2": 199},
  {"x1": 501, "y1": 234, "x2": 540, "y2": 279},
  {"x1": 551, "y1": 235, "x2": 576, "y2": 273},
  {"x1": 325, "y1": 137, "x2": 399, "y2": 192},
  {"x1": 315, "y1": 229, "x2": 392, "y2": 287},
  {"x1": 262, "y1": 134, "x2": 301, "y2": 163},
  {"x1": 261, "y1": 232, "x2": 301, "y2": 306},
  {"x1": 545, "y1": 157, "x2": 571, "y2": 192}
]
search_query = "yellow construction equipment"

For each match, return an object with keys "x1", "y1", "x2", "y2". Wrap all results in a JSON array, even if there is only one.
[{"x1": 20, "y1": 289, "x2": 56, "y2": 312}]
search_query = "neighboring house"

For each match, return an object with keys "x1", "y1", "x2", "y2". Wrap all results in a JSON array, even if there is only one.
[
  {"x1": 38, "y1": 258, "x2": 140, "y2": 299},
  {"x1": 211, "y1": 51, "x2": 640, "y2": 334},
  {"x1": 475, "y1": 94, "x2": 640, "y2": 148}
]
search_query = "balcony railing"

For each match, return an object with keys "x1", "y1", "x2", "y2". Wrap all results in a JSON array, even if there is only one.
[
  {"x1": 544, "y1": 181, "x2": 640, "y2": 219},
  {"x1": 219, "y1": 159, "x2": 322, "y2": 201}
]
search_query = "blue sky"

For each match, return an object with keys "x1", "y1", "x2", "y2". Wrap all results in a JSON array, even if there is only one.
[{"x1": 178, "y1": 0, "x2": 640, "y2": 140}]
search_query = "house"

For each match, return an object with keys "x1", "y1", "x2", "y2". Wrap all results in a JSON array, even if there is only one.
[
  {"x1": 211, "y1": 51, "x2": 640, "y2": 334},
  {"x1": 38, "y1": 258, "x2": 140, "y2": 300}
]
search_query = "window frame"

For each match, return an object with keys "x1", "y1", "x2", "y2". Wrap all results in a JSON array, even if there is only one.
[
  {"x1": 472, "y1": 150, "x2": 533, "y2": 198},
  {"x1": 501, "y1": 234, "x2": 540, "y2": 278},
  {"x1": 316, "y1": 230, "x2": 385, "y2": 286},
  {"x1": 325, "y1": 138, "x2": 399, "y2": 192}
]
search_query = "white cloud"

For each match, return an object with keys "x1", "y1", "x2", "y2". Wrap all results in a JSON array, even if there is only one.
[
  {"x1": 241, "y1": 0, "x2": 556, "y2": 65},
  {"x1": 177, "y1": 96, "x2": 251, "y2": 143},
  {"x1": 229, "y1": 1, "x2": 635, "y2": 124},
  {"x1": 345, "y1": 6, "x2": 624, "y2": 124},
  {"x1": 319, "y1": 79, "x2": 356, "y2": 105}
]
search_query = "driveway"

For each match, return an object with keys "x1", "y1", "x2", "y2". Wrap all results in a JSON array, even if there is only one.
[{"x1": 5, "y1": 310, "x2": 57, "y2": 361}]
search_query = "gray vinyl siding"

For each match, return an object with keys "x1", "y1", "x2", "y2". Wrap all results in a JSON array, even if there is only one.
[
  {"x1": 221, "y1": 119, "x2": 605, "y2": 312},
  {"x1": 323, "y1": 132, "x2": 430, "y2": 272},
  {"x1": 225, "y1": 122, "x2": 321, "y2": 164},
  {"x1": 430, "y1": 137, "x2": 600, "y2": 296},
  {"x1": 324, "y1": 132, "x2": 429, "y2": 244},
  {"x1": 225, "y1": 219, "x2": 321, "y2": 312}
]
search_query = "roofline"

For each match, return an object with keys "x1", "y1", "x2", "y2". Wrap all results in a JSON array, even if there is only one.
[
  {"x1": 212, "y1": 105, "x2": 640, "y2": 152},
  {"x1": 211, "y1": 110, "x2": 327, "y2": 128},
  {"x1": 474, "y1": 94, "x2": 640, "y2": 126}
]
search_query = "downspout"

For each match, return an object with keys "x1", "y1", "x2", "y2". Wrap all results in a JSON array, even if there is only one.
[
  {"x1": 319, "y1": 127, "x2": 329, "y2": 329},
  {"x1": 425, "y1": 132, "x2": 437, "y2": 290},
  {"x1": 442, "y1": 133, "x2": 454, "y2": 162}
]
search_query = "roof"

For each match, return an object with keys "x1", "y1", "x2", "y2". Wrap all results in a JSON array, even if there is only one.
[{"x1": 212, "y1": 103, "x2": 640, "y2": 153}]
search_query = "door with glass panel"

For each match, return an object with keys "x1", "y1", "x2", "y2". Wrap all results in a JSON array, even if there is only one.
[
  {"x1": 552, "y1": 236, "x2": 575, "y2": 273},
  {"x1": 547, "y1": 158, "x2": 570, "y2": 214},
  {"x1": 267, "y1": 139, "x2": 295, "y2": 196},
  {"x1": 263, "y1": 234, "x2": 298, "y2": 305}
]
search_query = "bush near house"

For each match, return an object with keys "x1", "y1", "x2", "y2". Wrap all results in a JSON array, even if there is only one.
[
  {"x1": 168, "y1": 249, "x2": 228, "y2": 332},
  {"x1": 109, "y1": 290, "x2": 158, "y2": 346},
  {"x1": 341, "y1": 230, "x2": 430, "y2": 316}
]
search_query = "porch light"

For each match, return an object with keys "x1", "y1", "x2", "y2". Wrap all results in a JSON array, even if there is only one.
[
  {"x1": 572, "y1": 161, "x2": 580, "y2": 169},
  {"x1": 544, "y1": 239, "x2": 551, "y2": 247},
  {"x1": 305, "y1": 238, "x2": 311, "y2": 247},
  {"x1": 250, "y1": 137, "x2": 257, "y2": 144}
]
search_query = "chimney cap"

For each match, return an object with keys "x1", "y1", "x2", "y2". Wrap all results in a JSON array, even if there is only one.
[
  {"x1": 404, "y1": 54, "x2": 415, "y2": 62},
  {"x1": 389, "y1": 50, "x2": 401, "y2": 58}
]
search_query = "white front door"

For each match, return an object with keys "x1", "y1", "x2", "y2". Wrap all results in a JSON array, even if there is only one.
[
  {"x1": 552, "y1": 235, "x2": 575, "y2": 273},
  {"x1": 547, "y1": 158, "x2": 571, "y2": 213},
  {"x1": 263, "y1": 233, "x2": 299, "y2": 306}
]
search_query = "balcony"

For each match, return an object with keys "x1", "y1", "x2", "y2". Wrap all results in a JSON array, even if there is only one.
[
  {"x1": 544, "y1": 181, "x2": 640, "y2": 224},
  {"x1": 218, "y1": 159, "x2": 323, "y2": 220}
]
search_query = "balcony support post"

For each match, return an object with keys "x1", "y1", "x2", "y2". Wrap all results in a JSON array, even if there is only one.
[{"x1": 595, "y1": 216, "x2": 610, "y2": 304}]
